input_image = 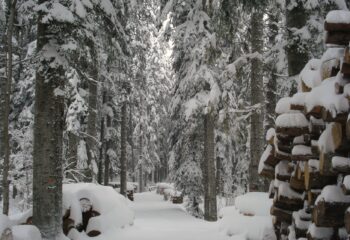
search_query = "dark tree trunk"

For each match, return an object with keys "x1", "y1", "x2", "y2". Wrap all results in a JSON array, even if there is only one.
[
  {"x1": 2, "y1": 0, "x2": 16, "y2": 216},
  {"x1": 33, "y1": 0, "x2": 66, "y2": 237},
  {"x1": 138, "y1": 122, "x2": 144, "y2": 192},
  {"x1": 286, "y1": 0, "x2": 309, "y2": 78},
  {"x1": 120, "y1": 101, "x2": 127, "y2": 196},
  {"x1": 203, "y1": 111, "x2": 217, "y2": 221},
  {"x1": 265, "y1": 7, "x2": 279, "y2": 130},
  {"x1": 66, "y1": 132, "x2": 78, "y2": 182},
  {"x1": 85, "y1": 72, "x2": 98, "y2": 182},
  {"x1": 249, "y1": 8, "x2": 266, "y2": 192},
  {"x1": 128, "y1": 102, "x2": 135, "y2": 182},
  {"x1": 103, "y1": 96, "x2": 112, "y2": 186},
  {"x1": 98, "y1": 92, "x2": 107, "y2": 184}
]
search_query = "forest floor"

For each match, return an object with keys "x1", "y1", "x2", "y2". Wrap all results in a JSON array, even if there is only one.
[{"x1": 117, "y1": 192, "x2": 228, "y2": 240}]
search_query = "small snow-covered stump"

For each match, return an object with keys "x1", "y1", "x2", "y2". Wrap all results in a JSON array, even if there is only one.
[
  {"x1": 63, "y1": 183, "x2": 134, "y2": 238},
  {"x1": 276, "y1": 113, "x2": 309, "y2": 137},
  {"x1": 292, "y1": 209, "x2": 311, "y2": 239},
  {"x1": 274, "y1": 182, "x2": 304, "y2": 212},
  {"x1": 313, "y1": 186, "x2": 350, "y2": 228}
]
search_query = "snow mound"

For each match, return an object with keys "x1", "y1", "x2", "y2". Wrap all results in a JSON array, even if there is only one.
[
  {"x1": 315, "y1": 185, "x2": 350, "y2": 204},
  {"x1": 235, "y1": 192, "x2": 272, "y2": 216},
  {"x1": 0, "y1": 214, "x2": 11, "y2": 235},
  {"x1": 266, "y1": 128, "x2": 275, "y2": 141},
  {"x1": 0, "y1": 214, "x2": 42, "y2": 240},
  {"x1": 275, "y1": 97, "x2": 292, "y2": 114},
  {"x1": 276, "y1": 113, "x2": 308, "y2": 128},
  {"x1": 326, "y1": 10, "x2": 350, "y2": 24},
  {"x1": 305, "y1": 77, "x2": 349, "y2": 114},
  {"x1": 11, "y1": 225, "x2": 42, "y2": 240},
  {"x1": 292, "y1": 145, "x2": 312, "y2": 156},
  {"x1": 62, "y1": 183, "x2": 134, "y2": 238},
  {"x1": 299, "y1": 59, "x2": 322, "y2": 89},
  {"x1": 220, "y1": 193, "x2": 273, "y2": 240}
]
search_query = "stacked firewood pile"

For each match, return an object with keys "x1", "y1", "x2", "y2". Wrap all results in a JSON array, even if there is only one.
[
  {"x1": 63, "y1": 197, "x2": 101, "y2": 237},
  {"x1": 259, "y1": 10, "x2": 350, "y2": 240}
]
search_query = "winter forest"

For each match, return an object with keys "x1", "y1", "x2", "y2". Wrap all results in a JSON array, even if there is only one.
[{"x1": 2, "y1": 0, "x2": 350, "y2": 239}]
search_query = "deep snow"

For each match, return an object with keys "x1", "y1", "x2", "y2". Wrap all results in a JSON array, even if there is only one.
[{"x1": 117, "y1": 192, "x2": 227, "y2": 240}]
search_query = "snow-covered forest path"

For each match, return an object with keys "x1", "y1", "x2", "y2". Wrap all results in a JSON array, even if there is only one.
[{"x1": 117, "y1": 192, "x2": 227, "y2": 240}]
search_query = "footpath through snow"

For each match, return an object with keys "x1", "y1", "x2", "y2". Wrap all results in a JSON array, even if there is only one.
[{"x1": 118, "y1": 192, "x2": 227, "y2": 240}]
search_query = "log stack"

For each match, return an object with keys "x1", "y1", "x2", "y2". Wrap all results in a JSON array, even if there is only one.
[{"x1": 259, "y1": 9, "x2": 350, "y2": 240}]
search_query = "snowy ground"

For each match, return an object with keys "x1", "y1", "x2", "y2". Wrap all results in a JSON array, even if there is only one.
[{"x1": 117, "y1": 192, "x2": 227, "y2": 240}]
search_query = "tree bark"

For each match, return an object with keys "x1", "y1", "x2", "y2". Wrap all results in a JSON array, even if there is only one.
[
  {"x1": 33, "y1": 0, "x2": 65, "y2": 237},
  {"x1": 120, "y1": 101, "x2": 127, "y2": 196},
  {"x1": 66, "y1": 132, "x2": 78, "y2": 182},
  {"x1": 128, "y1": 101, "x2": 135, "y2": 182},
  {"x1": 265, "y1": 6, "x2": 279, "y2": 130},
  {"x1": 138, "y1": 123, "x2": 144, "y2": 192},
  {"x1": 2, "y1": 0, "x2": 16, "y2": 216},
  {"x1": 98, "y1": 92, "x2": 106, "y2": 184},
  {"x1": 104, "y1": 96, "x2": 112, "y2": 186},
  {"x1": 286, "y1": 0, "x2": 309, "y2": 78},
  {"x1": 203, "y1": 111, "x2": 217, "y2": 221},
  {"x1": 249, "y1": 8, "x2": 266, "y2": 192},
  {"x1": 85, "y1": 67, "x2": 98, "y2": 182}
]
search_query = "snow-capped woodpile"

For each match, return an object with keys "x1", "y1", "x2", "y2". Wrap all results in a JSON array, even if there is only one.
[{"x1": 259, "y1": 10, "x2": 350, "y2": 240}]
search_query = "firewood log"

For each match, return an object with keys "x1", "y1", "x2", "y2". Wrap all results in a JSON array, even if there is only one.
[
  {"x1": 319, "y1": 152, "x2": 338, "y2": 176},
  {"x1": 325, "y1": 31, "x2": 350, "y2": 46},
  {"x1": 306, "y1": 106, "x2": 324, "y2": 119},
  {"x1": 322, "y1": 59, "x2": 341, "y2": 81},
  {"x1": 270, "y1": 206, "x2": 292, "y2": 224},
  {"x1": 290, "y1": 175, "x2": 305, "y2": 193},
  {"x1": 292, "y1": 209, "x2": 311, "y2": 239},
  {"x1": 325, "y1": 22, "x2": 350, "y2": 32},
  {"x1": 275, "y1": 150, "x2": 291, "y2": 162},
  {"x1": 259, "y1": 164, "x2": 275, "y2": 179},
  {"x1": 276, "y1": 126, "x2": 309, "y2": 137},
  {"x1": 304, "y1": 160, "x2": 337, "y2": 190},
  {"x1": 307, "y1": 190, "x2": 322, "y2": 206},
  {"x1": 335, "y1": 82, "x2": 344, "y2": 94},
  {"x1": 346, "y1": 114, "x2": 350, "y2": 140},
  {"x1": 313, "y1": 200, "x2": 350, "y2": 227},
  {"x1": 331, "y1": 156, "x2": 350, "y2": 174},
  {"x1": 87, "y1": 230, "x2": 101, "y2": 237},
  {"x1": 345, "y1": 208, "x2": 350, "y2": 234},
  {"x1": 290, "y1": 104, "x2": 305, "y2": 111}
]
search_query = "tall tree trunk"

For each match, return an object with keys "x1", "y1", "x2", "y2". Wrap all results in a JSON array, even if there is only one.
[
  {"x1": 66, "y1": 132, "x2": 78, "y2": 182},
  {"x1": 286, "y1": 0, "x2": 309, "y2": 80},
  {"x1": 2, "y1": 0, "x2": 16, "y2": 216},
  {"x1": 138, "y1": 123, "x2": 144, "y2": 193},
  {"x1": 120, "y1": 101, "x2": 127, "y2": 196},
  {"x1": 98, "y1": 92, "x2": 106, "y2": 184},
  {"x1": 249, "y1": 8, "x2": 266, "y2": 192},
  {"x1": 203, "y1": 111, "x2": 217, "y2": 221},
  {"x1": 265, "y1": 7, "x2": 279, "y2": 131},
  {"x1": 85, "y1": 67, "x2": 98, "y2": 182},
  {"x1": 103, "y1": 99, "x2": 111, "y2": 186},
  {"x1": 128, "y1": 102, "x2": 135, "y2": 182},
  {"x1": 33, "y1": 0, "x2": 65, "y2": 237}
]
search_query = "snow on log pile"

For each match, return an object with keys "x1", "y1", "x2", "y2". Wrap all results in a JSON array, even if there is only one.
[
  {"x1": 219, "y1": 192, "x2": 273, "y2": 240},
  {"x1": 0, "y1": 183, "x2": 134, "y2": 240},
  {"x1": 259, "y1": 10, "x2": 350, "y2": 240}
]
